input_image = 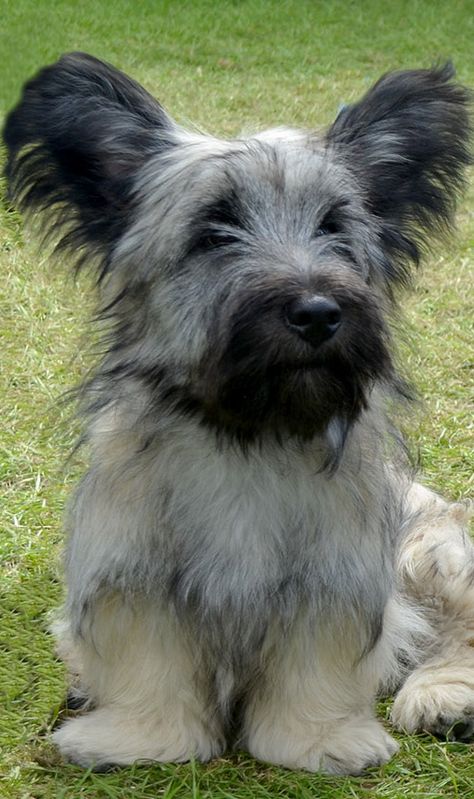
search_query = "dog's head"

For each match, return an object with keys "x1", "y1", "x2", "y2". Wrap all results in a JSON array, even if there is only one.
[{"x1": 4, "y1": 54, "x2": 471, "y2": 451}]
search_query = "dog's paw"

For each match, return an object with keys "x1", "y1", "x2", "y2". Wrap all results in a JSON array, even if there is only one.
[
  {"x1": 392, "y1": 665, "x2": 474, "y2": 741},
  {"x1": 247, "y1": 715, "x2": 398, "y2": 775},
  {"x1": 317, "y1": 717, "x2": 399, "y2": 775},
  {"x1": 53, "y1": 707, "x2": 221, "y2": 768}
]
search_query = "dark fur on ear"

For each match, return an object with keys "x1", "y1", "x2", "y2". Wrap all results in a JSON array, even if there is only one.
[
  {"x1": 3, "y1": 52, "x2": 175, "y2": 276},
  {"x1": 327, "y1": 63, "x2": 472, "y2": 284}
]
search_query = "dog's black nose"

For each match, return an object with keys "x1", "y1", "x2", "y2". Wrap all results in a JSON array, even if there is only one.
[{"x1": 285, "y1": 296, "x2": 342, "y2": 347}]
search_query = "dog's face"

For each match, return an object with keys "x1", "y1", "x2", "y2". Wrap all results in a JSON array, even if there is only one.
[
  {"x1": 4, "y1": 54, "x2": 471, "y2": 448},
  {"x1": 126, "y1": 135, "x2": 393, "y2": 445}
]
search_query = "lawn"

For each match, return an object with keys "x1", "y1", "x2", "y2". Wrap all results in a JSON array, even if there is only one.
[{"x1": 1, "y1": 1, "x2": 473, "y2": 797}]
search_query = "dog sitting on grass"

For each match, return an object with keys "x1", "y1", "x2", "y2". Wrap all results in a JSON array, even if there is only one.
[{"x1": 3, "y1": 53, "x2": 473, "y2": 773}]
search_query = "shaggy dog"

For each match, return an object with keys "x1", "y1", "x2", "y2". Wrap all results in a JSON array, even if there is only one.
[{"x1": 3, "y1": 53, "x2": 473, "y2": 773}]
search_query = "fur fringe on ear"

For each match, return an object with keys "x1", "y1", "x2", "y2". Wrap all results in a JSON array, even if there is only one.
[
  {"x1": 327, "y1": 64, "x2": 472, "y2": 284},
  {"x1": 3, "y1": 52, "x2": 176, "y2": 277}
]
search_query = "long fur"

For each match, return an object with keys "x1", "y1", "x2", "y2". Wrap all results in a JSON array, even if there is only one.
[
  {"x1": 3, "y1": 54, "x2": 472, "y2": 773},
  {"x1": 393, "y1": 486, "x2": 474, "y2": 740}
]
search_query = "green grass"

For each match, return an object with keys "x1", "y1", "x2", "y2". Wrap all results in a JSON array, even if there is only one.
[{"x1": 0, "y1": 1, "x2": 473, "y2": 797}]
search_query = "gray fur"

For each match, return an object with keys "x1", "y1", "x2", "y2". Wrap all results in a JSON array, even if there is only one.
[{"x1": 3, "y1": 54, "x2": 471, "y2": 772}]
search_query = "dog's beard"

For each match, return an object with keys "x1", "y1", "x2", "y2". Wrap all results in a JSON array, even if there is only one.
[
  {"x1": 159, "y1": 287, "x2": 394, "y2": 447},
  {"x1": 199, "y1": 351, "x2": 392, "y2": 445},
  {"x1": 191, "y1": 274, "x2": 393, "y2": 444}
]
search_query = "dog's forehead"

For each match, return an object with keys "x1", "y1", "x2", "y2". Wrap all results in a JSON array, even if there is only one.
[
  {"x1": 229, "y1": 128, "x2": 332, "y2": 190},
  {"x1": 236, "y1": 133, "x2": 326, "y2": 192},
  {"x1": 165, "y1": 127, "x2": 348, "y2": 213},
  {"x1": 128, "y1": 127, "x2": 355, "y2": 267}
]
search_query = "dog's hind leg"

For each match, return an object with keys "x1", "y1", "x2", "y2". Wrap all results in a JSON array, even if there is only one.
[
  {"x1": 392, "y1": 484, "x2": 474, "y2": 740},
  {"x1": 53, "y1": 593, "x2": 224, "y2": 768}
]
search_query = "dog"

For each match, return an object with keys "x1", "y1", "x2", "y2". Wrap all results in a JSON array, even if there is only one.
[{"x1": 3, "y1": 53, "x2": 473, "y2": 774}]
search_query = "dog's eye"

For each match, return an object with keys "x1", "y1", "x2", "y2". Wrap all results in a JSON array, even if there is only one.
[
  {"x1": 193, "y1": 230, "x2": 240, "y2": 252},
  {"x1": 314, "y1": 218, "x2": 340, "y2": 238}
]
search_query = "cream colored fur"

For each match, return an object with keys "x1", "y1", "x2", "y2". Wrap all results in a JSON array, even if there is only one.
[
  {"x1": 393, "y1": 484, "x2": 474, "y2": 737},
  {"x1": 52, "y1": 478, "x2": 474, "y2": 772},
  {"x1": 53, "y1": 596, "x2": 223, "y2": 767}
]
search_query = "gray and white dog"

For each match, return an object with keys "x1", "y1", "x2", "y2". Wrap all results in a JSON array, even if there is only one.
[{"x1": 4, "y1": 54, "x2": 474, "y2": 774}]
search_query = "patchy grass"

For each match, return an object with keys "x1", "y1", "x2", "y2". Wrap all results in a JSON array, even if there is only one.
[{"x1": 1, "y1": 1, "x2": 473, "y2": 797}]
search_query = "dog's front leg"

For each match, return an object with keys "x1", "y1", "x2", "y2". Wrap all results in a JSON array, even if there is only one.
[
  {"x1": 243, "y1": 608, "x2": 399, "y2": 775},
  {"x1": 53, "y1": 594, "x2": 224, "y2": 769}
]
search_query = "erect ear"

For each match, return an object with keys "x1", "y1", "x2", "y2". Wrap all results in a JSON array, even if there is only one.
[
  {"x1": 326, "y1": 63, "x2": 472, "y2": 283},
  {"x1": 3, "y1": 52, "x2": 177, "y2": 275}
]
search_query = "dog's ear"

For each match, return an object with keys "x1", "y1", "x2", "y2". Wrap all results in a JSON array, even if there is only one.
[
  {"x1": 3, "y1": 52, "x2": 176, "y2": 275},
  {"x1": 327, "y1": 64, "x2": 472, "y2": 283}
]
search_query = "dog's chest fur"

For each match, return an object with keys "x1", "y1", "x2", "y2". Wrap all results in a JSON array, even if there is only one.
[
  {"x1": 161, "y1": 424, "x2": 397, "y2": 668},
  {"x1": 72, "y1": 414, "x2": 397, "y2": 657}
]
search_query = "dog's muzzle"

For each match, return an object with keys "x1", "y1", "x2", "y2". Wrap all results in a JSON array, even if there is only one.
[{"x1": 285, "y1": 295, "x2": 342, "y2": 348}]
